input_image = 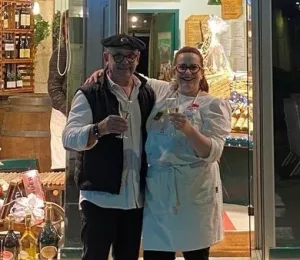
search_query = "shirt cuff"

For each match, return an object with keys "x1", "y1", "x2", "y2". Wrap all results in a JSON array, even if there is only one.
[
  {"x1": 197, "y1": 138, "x2": 219, "y2": 163},
  {"x1": 80, "y1": 124, "x2": 98, "y2": 150}
]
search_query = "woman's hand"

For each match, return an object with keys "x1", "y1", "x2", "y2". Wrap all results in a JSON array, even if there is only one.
[
  {"x1": 84, "y1": 69, "x2": 105, "y2": 84},
  {"x1": 169, "y1": 113, "x2": 192, "y2": 135}
]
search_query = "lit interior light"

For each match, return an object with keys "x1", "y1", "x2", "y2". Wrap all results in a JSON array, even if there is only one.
[
  {"x1": 33, "y1": 1, "x2": 40, "y2": 15},
  {"x1": 131, "y1": 16, "x2": 138, "y2": 23}
]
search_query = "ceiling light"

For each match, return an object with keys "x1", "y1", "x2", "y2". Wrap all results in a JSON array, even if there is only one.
[{"x1": 131, "y1": 16, "x2": 138, "y2": 23}]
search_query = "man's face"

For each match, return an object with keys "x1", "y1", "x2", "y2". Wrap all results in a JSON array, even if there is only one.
[{"x1": 104, "y1": 48, "x2": 140, "y2": 78}]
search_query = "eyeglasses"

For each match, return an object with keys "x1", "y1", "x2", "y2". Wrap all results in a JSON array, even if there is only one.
[
  {"x1": 175, "y1": 64, "x2": 202, "y2": 74},
  {"x1": 111, "y1": 53, "x2": 138, "y2": 64}
]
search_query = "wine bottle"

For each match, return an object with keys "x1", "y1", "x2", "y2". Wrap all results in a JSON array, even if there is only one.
[
  {"x1": 4, "y1": 64, "x2": 9, "y2": 89},
  {"x1": 3, "y1": 7, "x2": 9, "y2": 29},
  {"x1": 16, "y1": 66, "x2": 23, "y2": 88},
  {"x1": 24, "y1": 36, "x2": 30, "y2": 58},
  {"x1": 5, "y1": 64, "x2": 16, "y2": 89},
  {"x1": 15, "y1": 7, "x2": 20, "y2": 29},
  {"x1": 4, "y1": 34, "x2": 14, "y2": 59},
  {"x1": 19, "y1": 36, "x2": 25, "y2": 59},
  {"x1": 2, "y1": 214, "x2": 20, "y2": 260},
  {"x1": 19, "y1": 213, "x2": 37, "y2": 260},
  {"x1": 20, "y1": 5, "x2": 26, "y2": 29},
  {"x1": 15, "y1": 35, "x2": 20, "y2": 58},
  {"x1": 25, "y1": 6, "x2": 31, "y2": 29},
  {"x1": 38, "y1": 203, "x2": 59, "y2": 260},
  {"x1": 4, "y1": 34, "x2": 11, "y2": 59}
]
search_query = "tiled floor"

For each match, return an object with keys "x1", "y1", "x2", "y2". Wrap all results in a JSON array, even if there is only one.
[{"x1": 224, "y1": 203, "x2": 254, "y2": 231}]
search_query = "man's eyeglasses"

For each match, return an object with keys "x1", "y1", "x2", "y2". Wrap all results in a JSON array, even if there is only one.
[
  {"x1": 111, "y1": 53, "x2": 138, "y2": 64},
  {"x1": 175, "y1": 64, "x2": 202, "y2": 74}
]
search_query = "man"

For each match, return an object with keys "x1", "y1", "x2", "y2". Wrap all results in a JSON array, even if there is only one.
[{"x1": 62, "y1": 34, "x2": 155, "y2": 260}]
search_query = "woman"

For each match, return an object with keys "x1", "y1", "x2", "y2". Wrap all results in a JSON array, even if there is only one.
[
  {"x1": 86, "y1": 46, "x2": 231, "y2": 260},
  {"x1": 48, "y1": 10, "x2": 69, "y2": 171}
]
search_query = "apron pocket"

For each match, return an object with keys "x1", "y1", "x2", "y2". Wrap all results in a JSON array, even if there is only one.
[{"x1": 179, "y1": 165, "x2": 215, "y2": 205}]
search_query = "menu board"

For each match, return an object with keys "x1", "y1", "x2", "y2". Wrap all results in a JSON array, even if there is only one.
[
  {"x1": 185, "y1": 15, "x2": 209, "y2": 47},
  {"x1": 221, "y1": 0, "x2": 243, "y2": 20}
]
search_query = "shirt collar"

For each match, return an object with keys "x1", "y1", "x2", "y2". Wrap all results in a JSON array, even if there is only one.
[{"x1": 106, "y1": 72, "x2": 141, "y2": 90}]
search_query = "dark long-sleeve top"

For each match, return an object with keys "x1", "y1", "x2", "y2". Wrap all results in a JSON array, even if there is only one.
[{"x1": 48, "y1": 43, "x2": 68, "y2": 115}]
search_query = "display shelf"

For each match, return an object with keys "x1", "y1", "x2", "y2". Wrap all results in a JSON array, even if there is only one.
[
  {"x1": 0, "y1": 0, "x2": 35, "y2": 94},
  {"x1": 1, "y1": 58, "x2": 34, "y2": 64}
]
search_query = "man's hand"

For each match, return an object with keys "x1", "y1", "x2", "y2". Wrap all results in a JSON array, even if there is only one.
[
  {"x1": 85, "y1": 69, "x2": 105, "y2": 84},
  {"x1": 98, "y1": 115, "x2": 128, "y2": 136}
]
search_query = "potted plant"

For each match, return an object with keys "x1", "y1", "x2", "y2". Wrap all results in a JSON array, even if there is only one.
[{"x1": 33, "y1": 14, "x2": 51, "y2": 54}]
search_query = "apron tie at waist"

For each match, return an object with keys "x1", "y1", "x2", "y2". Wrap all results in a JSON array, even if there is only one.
[{"x1": 169, "y1": 167, "x2": 180, "y2": 214}]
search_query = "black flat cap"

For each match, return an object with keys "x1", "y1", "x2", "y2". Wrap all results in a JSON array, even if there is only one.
[{"x1": 101, "y1": 33, "x2": 146, "y2": 50}]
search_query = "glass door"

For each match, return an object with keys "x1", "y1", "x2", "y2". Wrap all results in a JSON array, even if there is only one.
[
  {"x1": 128, "y1": 0, "x2": 255, "y2": 258},
  {"x1": 62, "y1": 0, "x2": 126, "y2": 258},
  {"x1": 252, "y1": 0, "x2": 275, "y2": 259},
  {"x1": 271, "y1": 0, "x2": 300, "y2": 258}
]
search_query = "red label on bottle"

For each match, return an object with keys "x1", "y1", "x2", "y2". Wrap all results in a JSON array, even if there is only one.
[{"x1": 3, "y1": 250, "x2": 14, "y2": 260}]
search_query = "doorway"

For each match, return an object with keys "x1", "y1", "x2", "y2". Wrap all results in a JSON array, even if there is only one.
[{"x1": 128, "y1": 10, "x2": 179, "y2": 78}]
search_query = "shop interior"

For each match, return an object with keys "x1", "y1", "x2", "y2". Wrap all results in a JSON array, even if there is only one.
[{"x1": 0, "y1": 0, "x2": 259, "y2": 259}]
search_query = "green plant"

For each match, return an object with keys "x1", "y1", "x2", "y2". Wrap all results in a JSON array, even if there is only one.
[{"x1": 34, "y1": 14, "x2": 51, "y2": 51}]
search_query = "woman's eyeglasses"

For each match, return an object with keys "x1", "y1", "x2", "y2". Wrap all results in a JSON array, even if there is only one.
[
  {"x1": 111, "y1": 53, "x2": 138, "y2": 64},
  {"x1": 175, "y1": 64, "x2": 201, "y2": 74}
]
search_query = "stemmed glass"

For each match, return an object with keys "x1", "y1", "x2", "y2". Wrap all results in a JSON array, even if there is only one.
[
  {"x1": 116, "y1": 100, "x2": 133, "y2": 139},
  {"x1": 166, "y1": 97, "x2": 179, "y2": 136}
]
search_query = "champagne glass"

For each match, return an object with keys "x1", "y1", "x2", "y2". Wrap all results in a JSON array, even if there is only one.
[
  {"x1": 116, "y1": 100, "x2": 133, "y2": 139},
  {"x1": 166, "y1": 97, "x2": 179, "y2": 136}
]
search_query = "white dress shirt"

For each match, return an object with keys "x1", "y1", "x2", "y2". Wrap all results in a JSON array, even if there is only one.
[{"x1": 62, "y1": 74, "x2": 144, "y2": 209}]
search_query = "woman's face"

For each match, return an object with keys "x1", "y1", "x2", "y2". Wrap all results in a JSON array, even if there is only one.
[{"x1": 174, "y1": 52, "x2": 203, "y2": 96}]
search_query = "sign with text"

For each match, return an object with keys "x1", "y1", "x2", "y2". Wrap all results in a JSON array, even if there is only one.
[{"x1": 221, "y1": 0, "x2": 243, "y2": 20}]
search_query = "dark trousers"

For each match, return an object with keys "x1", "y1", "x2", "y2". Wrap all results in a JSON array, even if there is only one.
[
  {"x1": 80, "y1": 200, "x2": 143, "y2": 260},
  {"x1": 143, "y1": 248, "x2": 210, "y2": 260}
]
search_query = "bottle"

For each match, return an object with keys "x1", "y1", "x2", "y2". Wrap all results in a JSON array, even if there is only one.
[
  {"x1": 24, "y1": 36, "x2": 30, "y2": 58},
  {"x1": 4, "y1": 34, "x2": 11, "y2": 59},
  {"x1": 16, "y1": 66, "x2": 23, "y2": 88},
  {"x1": 2, "y1": 214, "x2": 20, "y2": 259},
  {"x1": 6, "y1": 34, "x2": 15, "y2": 59},
  {"x1": 15, "y1": 7, "x2": 20, "y2": 29},
  {"x1": 15, "y1": 35, "x2": 20, "y2": 58},
  {"x1": 38, "y1": 203, "x2": 59, "y2": 260},
  {"x1": 3, "y1": 7, "x2": 9, "y2": 29},
  {"x1": 4, "y1": 64, "x2": 9, "y2": 89},
  {"x1": 20, "y1": 5, "x2": 26, "y2": 29},
  {"x1": 19, "y1": 36, "x2": 25, "y2": 59},
  {"x1": 19, "y1": 213, "x2": 37, "y2": 260},
  {"x1": 5, "y1": 64, "x2": 16, "y2": 89},
  {"x1": 25, "y1": 6, "x2": 31, "y2": 28}
]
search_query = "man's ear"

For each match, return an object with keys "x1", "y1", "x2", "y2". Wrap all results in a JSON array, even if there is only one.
[
  {"x1": 136, "y1": 52, "x2": 141, "y2": 63},
  {"x1": 103, "y1": 52, "x2": 109, "y2": 63}
]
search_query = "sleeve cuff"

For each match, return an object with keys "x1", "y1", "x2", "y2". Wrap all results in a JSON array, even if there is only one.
[
  {"x1": 197, "y1": 138, "x2": 221, "y2": 163},
  {"x1": 79, "y1": 124, "x2": 98, "y2": 150}
]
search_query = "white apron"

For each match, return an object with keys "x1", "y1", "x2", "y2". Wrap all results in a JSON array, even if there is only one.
[
  {"x1": 142, "y1": 94, "x2": 226, "y2": 252},
  {"x1": 50, "y1": 108, "x2": 66, "y2": 170}
]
